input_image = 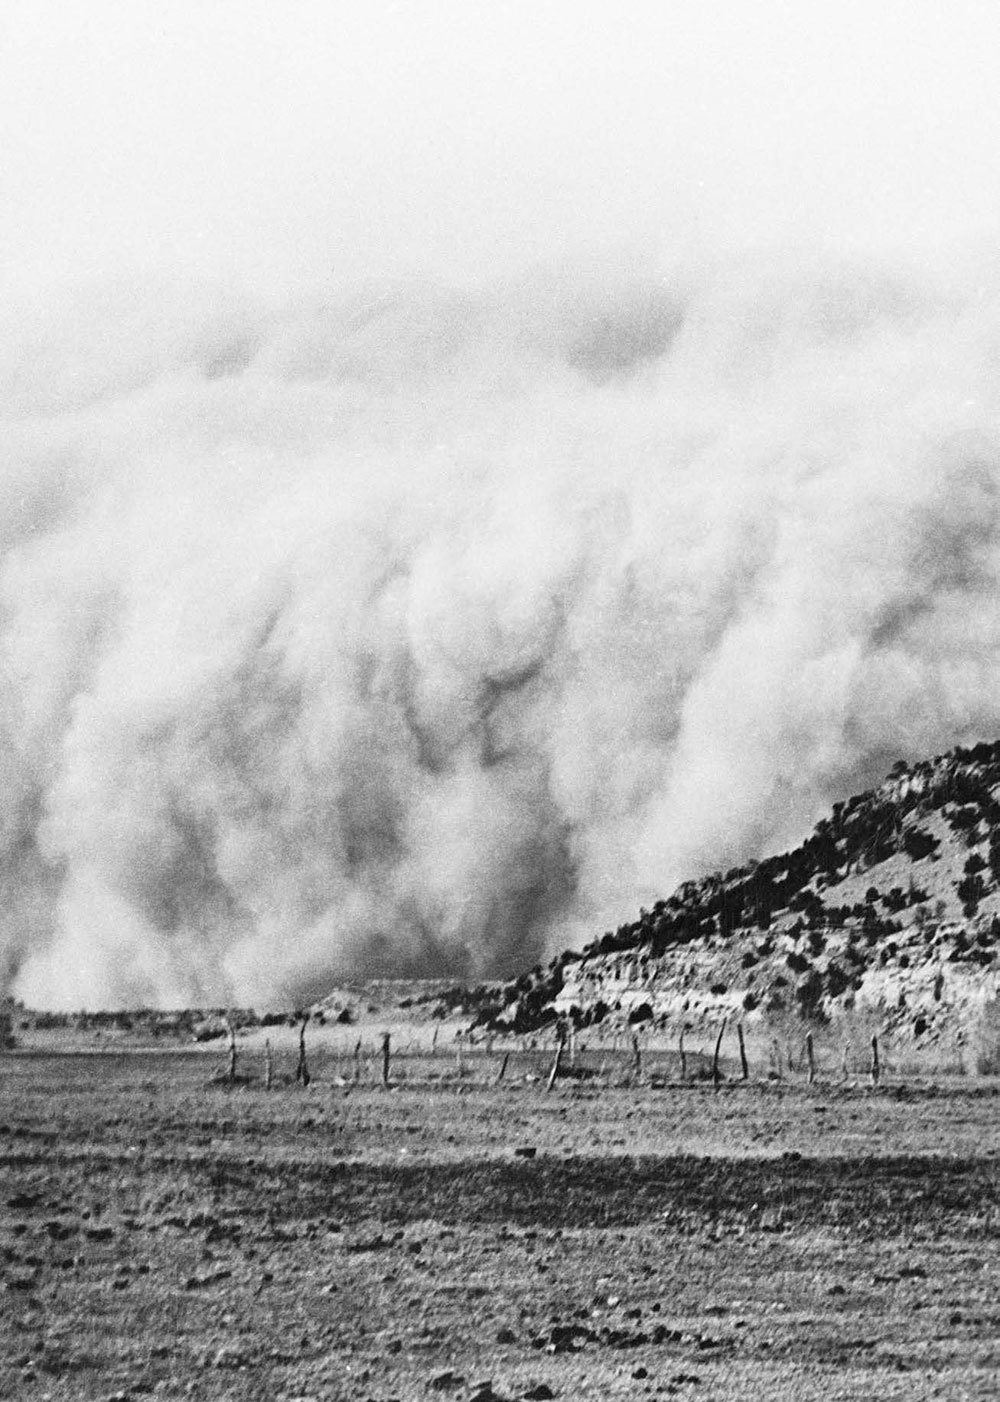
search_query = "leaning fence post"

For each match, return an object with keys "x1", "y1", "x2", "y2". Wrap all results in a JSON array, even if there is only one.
[
  {"x1": 712, "y1": 1018, "x2": 727, "y2": 1091},
  {"x1": 805, "y1": 1031, "x2": 816, "y2": 1086},
  {"x1": 737, "y1": 1022, "x2": 749, "y2": 1081},
  {"x1": 870, "y1": 1033, "x2": 880, "y2": 1087},
  {"x1": 546, "y1": 1022, "x2": 567, "y2": 1092},
  {"x1": 431, "y1": 1025, "x2": 439, "y2": 1057},
  {"x1": 381, "y1": 1031, "x2": 391, "y2": 1088},
  {"x1": 353, "y1": 1036, "x2": 363, "y2": 1084},
  {"x1": 495, "y1": 1051, "x2": 510, "y2": 1085},
  {"x1": 264, "y1": 1038, "x2": 273, "y2": 1091}
]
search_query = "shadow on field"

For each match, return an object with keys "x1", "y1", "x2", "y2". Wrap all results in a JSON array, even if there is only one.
[{"x1": 188, "y1": 1151, "x2": 1000, "y2": 1233}]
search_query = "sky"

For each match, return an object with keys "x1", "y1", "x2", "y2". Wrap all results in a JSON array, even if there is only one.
[
  {"x1": 6, "y1": 2, "x2": 1000, "y2": 1008},
  {"x1": 2, "y1": 1, "x2": 1000, "y2": 292}
]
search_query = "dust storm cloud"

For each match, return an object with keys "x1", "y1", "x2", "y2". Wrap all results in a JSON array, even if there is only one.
[{"x1": 2, "y1": 254, "x2": 1000, "y2": 1008}]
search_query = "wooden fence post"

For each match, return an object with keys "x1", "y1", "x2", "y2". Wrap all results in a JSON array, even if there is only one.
[
  {"x1": 870, "y1": 1033, "x2": 880, "y2": 1087},
  {"x1": 495, "y1": 1051, "x2": 510, "y2": 1085},
  {"x1": 805, "y1": 1031, "x2": 816, "y2": 1086},
  {"x1": 264, "y1": 1038, "x2": 273, "y2": 1091},
  {"x1": 737, "y1": 1022, "x2": 749, "y2": 1081},
  {"x1": 353, "y1": 1037, "x2": 363, "y2": 1084},
  {"x1": 631, "y1": 1032, "x2": 642, "y2": 1080},
  {"x1": 381, "y1": 1031, "x2": 391, "y2": 1088},
  {"x1": 712, "y1": 1018, "x2": 727, "y2": 1091},
  {"x1": 296, "y1": 1015, "x2": 310, "y2": 1087},
  {"x1": 679, "y1": 1026, "x2": 687, "y2": 1083},
  {"x1": 546, "y1": 1023, "x2": 566, "y2": 1092}
]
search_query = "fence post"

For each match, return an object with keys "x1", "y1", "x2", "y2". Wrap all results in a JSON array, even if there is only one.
[
  {"x1": 264, "y1": 1038, "x2": 273, "y2": 1091},
  {"x1": 546, "y1": 1022, "x2": 566, "y2": 1092},
  {"x1": 805, "y1": 1031, "x2": 816, "y2": 1086},
  {"x1": 296, "y1": 1014, "x2": 310, "y2": 1087},
  {"x1": 631, "y1": 1031, "x2": 642, "y2": 1080},
  {"x1": 495, "y1": 1051, "x2": 510, "y2": 1085},
  {"x1": 679, "y1": 1026, "x2": 687, "y2": 1083},
  {"x1": 381, "y1": 1031, "x2": 391, "y2": 1088},
  {"x1": 712, "y1": 1019, "x2": 727, "y2": 1091},
  {"x1": 870, "y1": 1033, "x2": 880, "y2": 1087},
  {"x1": 737, "y1": 1022, "x2": 749, "y2": 1081}
]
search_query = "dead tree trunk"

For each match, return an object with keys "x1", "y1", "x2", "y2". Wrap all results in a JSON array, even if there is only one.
[
  {"x1": 712, "y1": 1019, "x2": 726, "y2": 1091},
  {"x1": 805, "y1": 1031, "x2": 816, "y2": 1086},
  {"x1": 381, "y1": 1031, "x2": 391, "y2": 1088},
  {"x1": 296, "y1": 1015, "x2": 310, "y2": 1087},
  {"x1": 264, "y1": 1038, "x2": 273, "y2": 1091},
  {"x1": 870, "y1": 1033, "x2": 880, "y2": 1087},
  {"x1": 737, "y1": 1021, "x2": 749, "y2": 1081}
]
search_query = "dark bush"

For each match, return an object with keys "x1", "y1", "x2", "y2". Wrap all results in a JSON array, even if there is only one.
[
  {"x1": 825, "y1": 962, "x2": 851, "y2": 998},
  {"x1": 903, "y1": 827, "x2": 939, "y2": 861},
  {"x1": 796, "y1": 969, "x2": 826, "y2": 1019}
]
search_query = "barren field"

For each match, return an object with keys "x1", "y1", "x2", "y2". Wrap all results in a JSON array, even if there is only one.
[{"x1": 4, "y1": 1042, "x2": 1000, "y2": 1401}]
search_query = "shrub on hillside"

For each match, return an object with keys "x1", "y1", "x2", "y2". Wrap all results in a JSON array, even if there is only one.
[
  {"x1": 902, "y1": 827, "x2": 939, "y2": 861},
  {"x1": 796, "y1": 969, "x2": 826, "y2": 1020}
]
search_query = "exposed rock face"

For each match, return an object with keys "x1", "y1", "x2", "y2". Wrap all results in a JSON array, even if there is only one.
[{"x1": 493, "y1": 741, "x2": 1000, "y2": 1037}]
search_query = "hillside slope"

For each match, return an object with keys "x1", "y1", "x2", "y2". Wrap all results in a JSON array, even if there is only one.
[{"x1": 487, "y1": 741, "x2": 1000, "y2": 1042}]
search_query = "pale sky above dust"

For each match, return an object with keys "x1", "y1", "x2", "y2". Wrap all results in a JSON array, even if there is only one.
[{"x1": 3, "y1": 0, "x2": 1000, "y2": 292}]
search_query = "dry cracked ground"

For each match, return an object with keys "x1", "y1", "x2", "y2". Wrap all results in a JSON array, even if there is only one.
[{"x1": 3, "y1": 1047, "x2": 1000, "y2": 1401}]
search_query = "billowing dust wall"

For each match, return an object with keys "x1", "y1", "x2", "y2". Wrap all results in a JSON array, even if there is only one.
[{"x1": 4, "y1": 253, "x2": 1000, "y2": 1007}]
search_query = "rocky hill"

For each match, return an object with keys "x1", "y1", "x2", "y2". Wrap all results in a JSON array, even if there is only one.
[{"x1": 484, "y1": 741, "x2": 1000, "y2": 1044}]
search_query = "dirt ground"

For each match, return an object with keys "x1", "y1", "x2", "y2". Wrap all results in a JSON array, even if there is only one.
[{"x1": 3, "y1": 1040, "x2": 1000, "y2": 1401}]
